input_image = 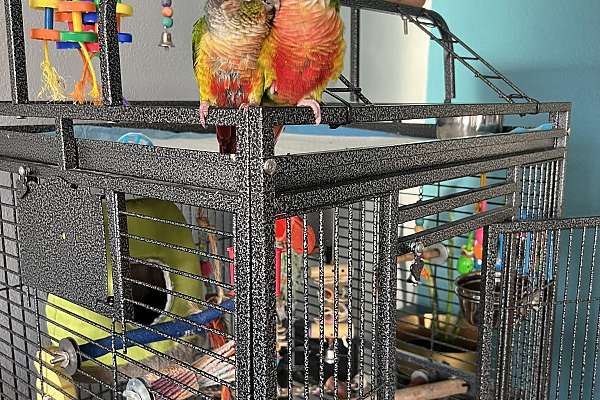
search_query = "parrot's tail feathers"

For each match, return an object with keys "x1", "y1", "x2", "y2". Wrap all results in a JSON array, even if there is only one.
[{"x1": 216, "y1": 126, "x2": 237, "y2": 154}]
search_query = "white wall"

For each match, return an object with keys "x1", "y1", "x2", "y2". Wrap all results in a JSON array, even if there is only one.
[
  {"x1": 357, "y1": 1, "x2": 431, "y2": 103},
  {"x1": 0, "y1": 0, "x2": 430, "y2": 105}
]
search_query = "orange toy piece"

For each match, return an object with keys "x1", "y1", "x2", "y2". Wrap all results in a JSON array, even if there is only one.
[
  {"x1": 30, "y1": 28, "x2": 60, "y2": 41},
  {"x1": 57, "y1": 1, "x2": 96, "y2": 13},
  {"x1": 275, "y1": 216, "x2": 316, "y2": 255},
  {"x1": 474, "y1": 241, "x2": 483, "y2": 261}
]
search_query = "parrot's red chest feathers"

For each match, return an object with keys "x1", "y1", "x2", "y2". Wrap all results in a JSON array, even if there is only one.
[{"x1": 269, "y1": 0, "x2": 344, "y2": 104}]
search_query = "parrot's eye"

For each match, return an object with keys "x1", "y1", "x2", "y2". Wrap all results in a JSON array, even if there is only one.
[{"x1": 130, "y1": 262, "x2": 171, "y2": 325}]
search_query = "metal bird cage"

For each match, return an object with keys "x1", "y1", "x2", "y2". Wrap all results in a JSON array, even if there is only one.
[
  {"x1": 478, "y1": 217, "x2": 600, "y2": 400},
  {"x1": 0, "y1": 0, "x2": 580, "y2": 399}
]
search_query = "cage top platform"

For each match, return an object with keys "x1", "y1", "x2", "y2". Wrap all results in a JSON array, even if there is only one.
[{"x1": 0, "y1": 101, "x2": 571, "y2": 129}]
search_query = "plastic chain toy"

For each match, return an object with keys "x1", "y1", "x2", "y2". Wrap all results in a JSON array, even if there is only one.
[{"x1": 29, "y1": 0, "x2": 133, "y2": 104}]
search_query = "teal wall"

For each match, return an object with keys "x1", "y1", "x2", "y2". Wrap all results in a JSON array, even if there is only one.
[
  {"x1": 426, "y1": 2, "x2": 600, "y2": 398},
  {"x1": 427, "y1": 0, "x2": 600, "y2": 217}
]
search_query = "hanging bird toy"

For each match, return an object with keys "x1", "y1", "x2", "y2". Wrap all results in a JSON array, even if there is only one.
[
  {"x1": 457, "y1": 231, "x2": 476, "y2": 275},
  {"x1": 158, "y1": 0, "x2": 175, "y2": 48},
  {"x1": 29, "y1": 0, "x2": 133, "y2": 104}
]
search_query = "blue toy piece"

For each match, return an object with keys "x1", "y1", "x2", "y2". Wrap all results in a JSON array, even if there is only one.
[
  {"x1": 494, "y1": 211, "x2": 554, "y2": 282},
  {"x1": 44, "y1": 7, "x2": 54, "y2": 29},
  {"x1": 117, "y1": 132, "x2": 154, "y2": 146},
  {"x1": 55, "y1": 42, "x2": 83, "y2": 49},
  {"x1": 118, "y1": 32, "x2": 133, "y2": 43},
  {"x1": 495, "y1": 234, "x2": 504, "y2": 271},
  {"x1": 80, "y1": 298, "x2": 235, "y2": 359},
  {"x1": 83, "y1": 11, "x2": 97, "y2": 24}
]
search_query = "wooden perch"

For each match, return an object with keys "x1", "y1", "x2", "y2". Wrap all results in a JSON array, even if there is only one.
[
  {"x1": 394, "y1": 379, "x2": 469, "y2": 400},
  {"x1": 309, "y1": 264, "x2": 349, "y2": 282}
]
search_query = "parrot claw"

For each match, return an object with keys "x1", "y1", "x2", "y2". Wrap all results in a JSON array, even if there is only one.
[
  {"x1": 269, "y1": 81, "x2": 278, "y2": 95},
  {"x1": 238, "y1": 103, "x2": 251, "y2": 114},
  {"x1": 297, "y1": 98, "x2": 321, "y2": 125},
  {"x1": 199, "y1": 102, "x2": 210, "y2": 128}
]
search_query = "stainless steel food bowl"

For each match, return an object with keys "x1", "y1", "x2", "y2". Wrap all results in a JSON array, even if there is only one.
[
  {"x1": 436, "y1": 114, "x2": 504, "y2": 139},
  {"x1": 455, "y1": 271, "x2": 501, "y2": 327},
  {"x1": 456, "y1": 271, "x2": 543, "y2": 328}
]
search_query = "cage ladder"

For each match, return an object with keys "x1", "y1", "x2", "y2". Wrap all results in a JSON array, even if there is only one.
[{"x1": 406, "y1": 12, "x2": 538, "y2": 104}]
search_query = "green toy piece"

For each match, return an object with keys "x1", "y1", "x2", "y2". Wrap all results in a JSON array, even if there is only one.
[{"x1": 457, "y1": 231, "x2": 475, "y2": 275}]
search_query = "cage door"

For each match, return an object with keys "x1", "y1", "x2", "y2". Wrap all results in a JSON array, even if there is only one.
[
  {"x1": 17, "y1": 176, "x2": 111, "y2": 315},
  {"x1": 480, "y1": 217, "x2": 600, "y2": 400}
]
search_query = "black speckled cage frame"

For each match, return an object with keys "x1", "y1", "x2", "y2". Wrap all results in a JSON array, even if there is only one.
[{"x1": 0, "y1": 0, "x2": 574, "y2": 399}]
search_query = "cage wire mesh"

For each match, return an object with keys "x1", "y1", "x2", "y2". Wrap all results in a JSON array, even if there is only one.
[
  {"x1": 0, "y1": 157, "x2": 567, "y2": 400},
  {"x1": 474, "y1": 157, "x2": 573, "y2": 400},
  {"x1": 0, "y1": 172, "x2": 239, "y2": 400},
  {"x1": 0, "y1": 170, "x2": 38, "y2": 400},
  {"x1": 395, "y1": 171, "x2": 509, "y2": 384},
  {"x1": 393, "y1": 158, "x2": 563, "y2": 395},
  {"x1": 479, "y1": 215, "x2": 600, "y2": 400},
  {"x1": 0, "y1": 184, "x2": 396, "y2": 399},
  {"x1": 277, "y1": 200, "x2": 387, "y2": 399}
]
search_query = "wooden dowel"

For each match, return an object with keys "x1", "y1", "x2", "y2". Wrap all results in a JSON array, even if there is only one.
[
  {"x1": 396, "y1": 248, "x2": 441, "y2": 263},
  {"x1": 394, "y1": 380, "x2": 469, "y2": 400}
]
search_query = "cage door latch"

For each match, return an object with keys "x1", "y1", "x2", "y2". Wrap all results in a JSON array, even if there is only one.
[
  {"x1": 16, "y1": 165, "x2": 36, "y2": 199},
  {"x1": 407, "y1": 240, "x2": 425, "y2": 286}
]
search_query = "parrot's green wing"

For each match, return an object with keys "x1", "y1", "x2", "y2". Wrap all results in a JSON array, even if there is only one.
[
  {"x1": 192, "y1": 16, "x2": 208, "y2": 72},
  {"x1": 192, "y1": 16, "x2": 213, "y2": 103}
]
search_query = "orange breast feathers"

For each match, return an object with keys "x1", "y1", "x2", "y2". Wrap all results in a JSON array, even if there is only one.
[
  {"x1": 208, "y1": 74, "x2": 253, "y2": 107},
  {"x1": 269, "y1": 2, "x2": 344, "y2": 104}
]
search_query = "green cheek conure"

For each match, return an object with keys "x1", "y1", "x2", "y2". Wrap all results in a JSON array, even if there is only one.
[
  {"x1": 192, "y1": 0, "x2": 276, "y2": 154},
  {"x1": 259, "y1": 0, "x2": 345, "y2": 138}
]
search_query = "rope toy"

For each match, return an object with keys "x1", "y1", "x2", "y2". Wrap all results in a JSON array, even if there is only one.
[{"x1": 29, "y1": 0, "x2": 133, "y2": 104}]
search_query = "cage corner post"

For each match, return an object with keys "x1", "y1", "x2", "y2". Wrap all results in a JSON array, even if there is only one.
[
  {"x1": 236, "y1": 106, "x2": 278, "y2": 400},
  {"x1": 349, "y1": 6, "x2": 360, "y2": 103},
  {"x1": 375, "y1": 190, "x2": 400, "y2": 400},
  {"x1": 551, "y1": 107, "x2": 571, "y2": 218},
  {"x1": 105, "y1": 191, "x2": 132, "y2": 324},
  {"x1": 55, "y1": 118, "x2": 78, "y2": 170},
  {"x1": 478, "y1": 225, "x2": 499, "y2": 400},
  {"x1": 97, "y1": 0, "x2": 123, "y2": 106},
  {"x1": 3, "y1": 0, "x2": 29, "y2": 104}
]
